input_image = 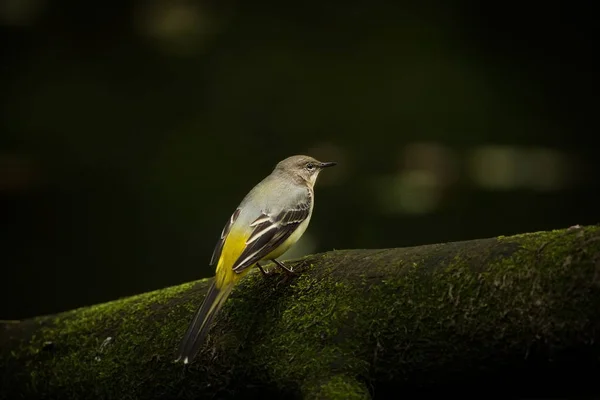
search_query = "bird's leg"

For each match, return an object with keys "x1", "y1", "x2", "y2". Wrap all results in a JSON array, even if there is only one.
[
  {"x1": 273, "y1": 259, "x2": 296, "y2": 275},
  {"x1": 256, "y1": 262, "x2": 272, "y2": 277}
]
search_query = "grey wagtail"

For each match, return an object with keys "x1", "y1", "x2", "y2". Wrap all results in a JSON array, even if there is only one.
[{"x1": 176, "y1": 155, "x2": 336, "y2": 364}]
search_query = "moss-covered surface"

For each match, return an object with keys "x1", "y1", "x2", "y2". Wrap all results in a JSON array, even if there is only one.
[{"x1": 1, "y1": 225, "x2": 600, "y2": 399}]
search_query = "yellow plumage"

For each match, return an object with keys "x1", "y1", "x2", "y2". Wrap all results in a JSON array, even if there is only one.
[
  {"x1": 214, "y1": 227, "x2": 252, "y2": 289},
  {"x1": 176, "y1": 228, "x2": 253, "y2": 364}
]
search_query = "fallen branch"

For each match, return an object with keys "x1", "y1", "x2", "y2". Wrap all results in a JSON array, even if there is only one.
[{"x1": 1, "y1": 225, "x2": 599, "y2": 399}]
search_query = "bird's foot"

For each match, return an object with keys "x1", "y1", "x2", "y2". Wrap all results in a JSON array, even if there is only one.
[
  {"x1": 257, "y1": 262, "x2": 275, "y2": 278},
  {"x1": 273, "y1": 259, "x2": 297, "y2": 276}
]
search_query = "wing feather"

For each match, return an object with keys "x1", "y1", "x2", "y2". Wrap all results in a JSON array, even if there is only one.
[{"x1": 231, "y1": 200, "x2": 311, "y2": 273}]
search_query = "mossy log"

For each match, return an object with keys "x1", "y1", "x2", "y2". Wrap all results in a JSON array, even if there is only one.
[{"x1": 1, "y1": 225, "x2": 600, "y2": 399}]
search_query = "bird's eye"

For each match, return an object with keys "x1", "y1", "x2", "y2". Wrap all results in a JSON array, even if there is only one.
[{"x1": 306, "y1": 163, "x2": 315, "y2": 171}]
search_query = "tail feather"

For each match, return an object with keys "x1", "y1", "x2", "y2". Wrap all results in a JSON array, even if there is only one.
[{"x1": 176, "y1": 281, "x2": 233, "y2": 364}]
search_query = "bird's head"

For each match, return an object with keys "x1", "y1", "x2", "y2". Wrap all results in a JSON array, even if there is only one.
[{"x1": 274, "y1": 155, "x2": 337, "y2": 187}]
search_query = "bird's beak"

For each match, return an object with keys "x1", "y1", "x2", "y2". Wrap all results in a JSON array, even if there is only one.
[{"x1": 319, "y1": 161, "x2": 337, "y2": 168}]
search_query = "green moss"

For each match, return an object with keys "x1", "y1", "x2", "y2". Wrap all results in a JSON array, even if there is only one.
[
  {"x1": 304, "y1": 375, "x2": 370, "y2": 400},
  {"x1": 2, "y1": 225, "x2": 599, "y2": 399},
  {"x1": 255, "y1": 273, "x2": 369, "y2": 383},
  {"x1": 1, "y1": 278, "x2": 210, "y2": 399},
  {"x1": 202, "y1": 261, "x2": 372, "y2": 395},
  {"x1": 364, "y1": 224, "x2": 600, "y2": 384}
]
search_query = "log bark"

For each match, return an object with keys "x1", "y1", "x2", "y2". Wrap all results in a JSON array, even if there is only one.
[{"x1": 1, "y1": 225, "x2": 600, "y2": 399}]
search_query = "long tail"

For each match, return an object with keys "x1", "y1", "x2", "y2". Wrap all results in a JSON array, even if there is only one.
[{"x1": 176, "y1": 280, "x2": 234, "y2": 364}]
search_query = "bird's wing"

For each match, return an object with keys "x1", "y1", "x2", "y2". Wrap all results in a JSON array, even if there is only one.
[
  {"x1": 210, "y1": 208, "x2": 242, "y2": 266},
  {"x1": 231, "y1": 195, "x2": 312, "y2": 273}
]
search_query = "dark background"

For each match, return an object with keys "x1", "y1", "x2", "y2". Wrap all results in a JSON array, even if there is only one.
[{"x1": 0, "y1": 0, "x2": 597, "y2": 320}]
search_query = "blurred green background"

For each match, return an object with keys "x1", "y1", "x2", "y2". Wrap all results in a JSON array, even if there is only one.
[{"x1": 0, "y1": 0, "x2": 597, "y2": 319}]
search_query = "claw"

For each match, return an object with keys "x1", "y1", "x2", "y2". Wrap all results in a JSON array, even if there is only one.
[
  {"x1": 256, "y1": 262, "x2": 273, "y2": 278},
  {"x1": 273, "y1": 259, "x2": 296, "y2": 276}
]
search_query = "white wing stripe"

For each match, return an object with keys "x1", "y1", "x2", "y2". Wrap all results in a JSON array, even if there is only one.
[
  {"x1": 245, "y1": 223, "x2": 278, "y2": 244},
  {"x1": 283, "y1": 218, "x2": 305, "y2": 225},
  {"x1": 249, "y1": 215, "x2": 271, "y2": 227},
  {"x1": 236, "y1": 250, "x2": 262, "y2": 269}
]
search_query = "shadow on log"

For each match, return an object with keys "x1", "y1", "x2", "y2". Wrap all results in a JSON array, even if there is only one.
[{"x1": 1, "y1": 225, "x2": 600, "y2": 399}]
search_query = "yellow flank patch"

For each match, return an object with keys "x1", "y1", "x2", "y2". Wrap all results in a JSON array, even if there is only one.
[{"x1": 214, "y1": 227, "x2": 251, "y2": 289}]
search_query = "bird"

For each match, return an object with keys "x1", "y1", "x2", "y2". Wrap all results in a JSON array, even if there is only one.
[{"x1": 175, "y1": 155, "x2": 337, "y2": 364}]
